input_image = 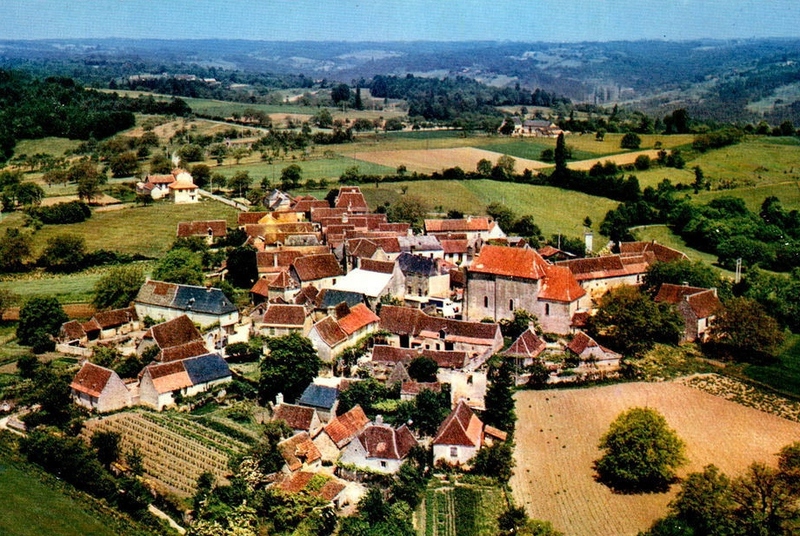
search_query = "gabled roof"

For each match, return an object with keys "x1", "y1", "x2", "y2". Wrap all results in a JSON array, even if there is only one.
[
  {"x1": 557, "y1": 256, "x2": 628, "y2": 280},
  {"x1": 278, "y1": 432, "x2": 322, "y2": 471},
  {"x1": 470, "y1": 245, "x2": 548, "y2": 280},
  {"x1": 136, "y1": 281, "x2": 237, "y2": 316},
  {"x1": 356, "y1": 423, "x2": 418, "y2": 460},
  {"x1": 176, "y1": 220, "x2": 227, "y2": 238},
  {"x1": 335, "y1": 188, "x2": 369, "y2": 212},
  {"x1": 291, "y1": 197, "x2": 330, "y2": 214},
  {"x1": 539, "y1": 265, "x2": 586, "y2": 303},
  {"x1": 146, "y1": 174, "x2": 175, "y2": 185},
  {"x1": 325, "y1": 405, "x2": 369, "y2": 447},
  {"x1": 316, "y1": 288, "x2": 367, "y2": 310},
  {"x1": 261, "y1": 304, "x2": 307, "y2": 327},
  {"x1": 238, "y1": 212, "x2": 269, "y2": 226},
  {"x1": 278, "y1": 471, "x2": 346, "y2": 501},
  {"x1": 61, "y1": 320, "x2": 87, "y2": 341},
  {"x1": 144, "y1": 360, "x2": 192, "y2": 394},
  {"x1": 425, "y1": 217, "x2": 491, "y2": 233},
  {"x1": 503, "y1": 328, "x2": 546, "y2": 358},
  {"x1": 401, "y1": 381, "x2": 441, "y2": 396},
  {"x1": 148, "y1": 314, "x2": 204, "y2": 350},
  {"x1": 433, "y1": 400, "x2": 484, "y2": 447},
  {"x1": 70, "y1": 362, "x2": 115, "y2": 398},
  {"x1": 331, "y1": 269, "x2": 393, "y2": 298},
  {"x1": 292, "y1": 254, "x2": 343, "y2": 282},
  {"x1": 298, "y1": 384, "x2": 339, "y2": 410},
  {"x1": 655, "y1": 283, "x2": 722, "y2": 319},
  {"x1": 360, "y1": 258, "x2": 396, "y2": 274},
  {"x1": 397, "y1": 252, "x2": 444, "y2": 276},
  {"x1": 294, "y1": 285, "x2": 320, "y2": 306},
  {"x1": 337, "y1": 303, "x2": 380, "y2": 336},
  {"x1": 397, "y1": 235, "x2": 443, "y2": 252},
  {"x1": 379, "y1": 305, "x2": 501, "y2": 345},
  {"x1": 439, "y1": 237, "x2": 471, "y2": 255},
  {"x1": 387, "y1": 361, "x2": 412, "y2": 384},
  {"x1": 257, "y1": 250, "x2": 306, "y2": 270},
  {"x1": 311, "y1": 316, "x2": 348, "y2": 347},
  {"x1": 566, "y1": 331, "x2": 618, "y2": 357},
  {"x1": 378, "y1": 222, "x2": 411, "y2": 234},
  {"x1": 182, "y1": 353, "x2": 231, "y2": 385},
  {"x1": 370, "y1": 345, "x2": 466, "y2": 368},
  {"x1": 92, "y1": 306, "x2": 138, "y2": 329},
  {"x1": 159, "y1": 340, "x2": 209, "y2": 363},
  {"x1": 619, "y1": 241, "x2": 688, "y2": 263},
  {"x1": 273, "y1": 403, "x2": 317, "y2": 431}
]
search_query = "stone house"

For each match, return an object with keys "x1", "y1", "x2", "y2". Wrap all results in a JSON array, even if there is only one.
[
  {"x1": 278, "y1": 432, "x2": 322, "y2": 473},
  {"x1": 272, "y1": 394, "x2": 323, "y2": 436},
  {"x1": 250, "y1": 303, "x2": 311, "y2": 338},
  {"x1": 432, "y1": 400, "x2": 507, "y2": 466},
  {"x1": 290, "y1": 254, "x2": 344, "y2": 290},
  {"x1": 70, "y1": 362, "x2": 132, "y2": 413},
  {"x1": 339, "y1": 417, "x2": 418, "y2": 475},
  {"x1": 654, "y1": 283, "x2": 722, "y2": 342},
  {"x1": 138, "y1": 353, "x2": 231, "y2": 410},
  {"x1": 307, "y1": 303, "x2": 380, "y2": 363},
  {"x1": 168, "y1": 168, "x2": 199, "y2": 204},
  {"x1": 297, "y1": 383, "x2": 340, "y2": 422},
  {"x1": 502, "y1": 327, "x2": 547, "y2": 369},
  {"x1": 137, "y1": 314, "x2": 209, "y2": 362},
  {"x1": 176, "y1": 220, "x2": 227, "y2": 245},
  {"x1": 396, "y1": 252, "x2": 451, "y2": 306},
  {"x1": 134, "y1": 280, "x2": 239, "y2": 331},
  {"x1": 313, "y1": 404, "x2": 370, "y2": 462},
  {"x1": 424, "y1": 216, "x2": 505, "y2": 242}
]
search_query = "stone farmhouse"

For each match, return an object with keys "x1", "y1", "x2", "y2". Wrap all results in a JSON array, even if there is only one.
[
  {"x1": 339, "y1": 417, "x2": 418, "y2": 475},
  {"x1": 654, "y1": 283, "x2": 722, "y2": 342},
  {"x1": 176, "y1": 220, "x2": 227, "y2": 245},
  {"x1": 134, "y1": 280, "x2": 239, "y2": 331},
  {"x1": 432, "y1": 400, "x2": 506, "y2": 466},
  {"x1": 308, "y1": 303, "x2": 380, "y2": 363},
  {"x1": 70, "y1": 362, "x2": 133, "y2": 413},
  {"x1": 424, "y1": 216, "x2": 505, "y2": 242},
  {"x1": 313, "y1": 404, "x2": 370, "y2": 463},
  {"x1": 137, "y1": 314, "x2": 209, "y2": 362},
  {"x1": 139, "y1": 352, "x2": 231, "y2": 410}
]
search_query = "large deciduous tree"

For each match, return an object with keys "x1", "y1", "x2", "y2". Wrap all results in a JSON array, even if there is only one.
[
  {"x1": 92, "y1": 264, "x2": 145, "y2": 310},
  {"x1": 152, "y1": 248, "x2": 204, "y2": 286},
  {"x1": 588, "y1": 285, "x2": 683, "y2": 357},
  {"x1": 387, "y1": 195, "x2": 427, "y2": 229},
  {"x1": 595, "y1": 407, "x2": 686, "y2": 493},
  {"x1": 17, "y1": 296, "x2": 69, "y2": 353},
  {"x1": 0, "y1": 228, "x2": 32, "y2": 272},
  {"x1": 258, "y1": 333, "x2": 321, "y2": 404},
  {"x1": 707, "y1": 297, "x2": 784, "y2": 363},
  {"x1": 37, "y1": 234, "x2": 87, "y2": 273}
]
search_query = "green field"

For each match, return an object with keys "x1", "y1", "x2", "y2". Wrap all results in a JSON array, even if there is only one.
[
  {"x1": 214, "y1": 154, "x2": 395, "y2": 182},
  {"x1": 738, "y1": 335, "x2": 800, "y2": 397},
  {"x1": 416, "y1": 481, "x2": 506, "y2": 536},
  {"x1": 12, "y1": 137, "x2": 82, "y2": 158},
  {"x1": 0, "y1": 200, "x2": 240, "y2": 258},
  {"x1": 688, "y1": 137, "x2": 800, "y2": 189},
  {"x1": 693, "y1": 181, "x2": 800, "y2": 212},
  {"x1": 0, "y1": 441, "x2": 135, "y2": 536},
  {"x1": 363, "y1": 179, "x2": 618, "y2": 239},
  {"x1": 474, "y1": 138, "x2": 600, "y2": 161}
]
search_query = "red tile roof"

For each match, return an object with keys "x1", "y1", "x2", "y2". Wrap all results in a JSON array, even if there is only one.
[
  {"x1": 379, "y1": 305, "x2": 501, "y2": 345},
  {"x1": 159, "y1": 340, "x2": 209, "y2": 363},
  {"x1": 539, "y1": 265, "x2": 586, "y2": 303},
  {"x1": 291, "y1": 198, "x2": 330, "y2": 213},
  {"x1": 251, "y1": 278, "x2": 271, "y2": 297},
  {"x1": 655, "y1": 284, "x2": 722, "y2": 319},
  {"x1": 238, "y1": 212, "x2": 268, "y2": 226},
  {"x1": 273, "y1": 403, "x2": 317, "y2": 431},
  {"x1": 313, "y1": 316, "x2": 348, "y2": 347},
  {"x1": 566, "y1": 331, "x2": 617, "y2": 357},
  {"x1": 146, "y1": 174, "x2": 175, "y2": 185},
  {"x1": 61, "y1": 320, "x2": 86, "y2": 341},
  {"x1": 503, "y1": 328, "x2": 546, "y2": 358},
  {"x1": 279, "y1": 432, "x2": 322, "y2": 471},
  {"x1": 93, "y1": 306, "x2": 137, "y2": 329},
  {"x1": 292, "y1": 254, "x2": 343, "y2": 282},
  {"x1": 425, "y1": 217, "x2": 491, "y2": 233},
  {"x1": 401, "y1": 381, "x2": 441, "y2": 396},
  {"x1": 558, "y1": 256, "x2": 628, "y2": 280},
  {"x1": 337, "y1": 303, "x2": 380, "y2": 336},
  {"x1": 310, "y1": 207, "x2": 348, "y2": 222},
  {"x1": 470, "y1": 245, "x2": 548, "y2": 280},
  {"x1": 440, "y1": 238, "x2": 470, "y2": 254},
  {"x1": 257, "y1": 250, "x2": 305, "y2": 269},
  {"x1": 325, "y1": 405, "x2": 369, "y2": 447},
  {"x1": 356, "y1": 423, "x2": 418, "y2": 460},
  {"x1": 360, "y1": 258, "x2": 396, "y2": 274},
  {"x1": 335, "y1": 188, "x2": 369, "y2": 212},
  {"x1": 70, "y1": 362, "x2": 113, "y2": 398},
  {"x1": 294, "y1": 285, "x2": 319, "y2": 306},
  {"x1": 378, "y1": 222, "x2": 411, "y2": 234},
  {"x1": 433, "y1": 400, "x2": 484, "y2": 447},
  {"x1": 619, "y1": 241, "x2": 688, "y2": 263},
  {"x1": 176, "y1": 220, "x2": 227, "y2": 238},
  {"x1": 148, "y1": 315, "x2": 203, "y2": 350},
  {"x1": 261, "y1": 304, "x2": 307, "y2": 327}
]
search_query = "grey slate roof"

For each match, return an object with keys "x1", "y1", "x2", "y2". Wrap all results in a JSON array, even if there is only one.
[
  {"x1": 397, "y1": 235, "x2": 443, "y2": 252},
  {"x1": 182, "y1": 353, "x2": 231, "y2": 385},
  {"x1": 317, "y1": 289, "x2": 367, "y2": 310},
  {"x1": 136, "y1": 280, "x2": 237, "y2": 316},
  {"x1": 298, "y1": 384, "x2": 339, "y2": 410},
  {"x1": 397, "y1": 252, "x2": 439, "y2": 276}
]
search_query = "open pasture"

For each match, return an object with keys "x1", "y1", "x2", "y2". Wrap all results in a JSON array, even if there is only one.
[
  {"x1": 689, "y1": 137, "x2": 800, "y2": 188},
  {"x1": 511, "y1": 381, "x2": 800, "y2": 536},
  {"x1": 352, "y1": 147, "x2": 550, "y2": 175}
]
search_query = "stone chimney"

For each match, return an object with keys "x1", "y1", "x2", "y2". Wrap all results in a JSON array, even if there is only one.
[
  {"x1": 375, "y1": 414, "x2": 384, "y2": 425},
  {"x1": 275, "y1": 392, "x2": 284, "y2": 405},
  {"x1": 584, "y1": 231, "x2": 593, "y2": 254}
]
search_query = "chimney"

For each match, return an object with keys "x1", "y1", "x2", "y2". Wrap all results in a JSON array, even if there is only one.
[
  {"x1": 375, "y1": 414, "x2": 384, "y2": 425},
  {"x1": 584, "y1": 231, "x2": 593, "y2": 254},
  {"x1": 466, "y1": 215, "x2": 472, "y2": 223},
  {"x1": 276, "y1": 392, "x2": 284, "y2": 405}
]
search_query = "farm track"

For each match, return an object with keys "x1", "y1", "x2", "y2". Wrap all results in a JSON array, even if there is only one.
[{"x1": 511, "y1": 381, "x2": 800, "y2": 536}]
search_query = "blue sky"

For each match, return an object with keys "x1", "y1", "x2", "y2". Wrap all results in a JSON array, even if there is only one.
[{"x1": 2, "y1": 0, "x2": 799, "y2": 42}]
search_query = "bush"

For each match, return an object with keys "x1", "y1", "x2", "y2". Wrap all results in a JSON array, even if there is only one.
[
  {"x1": 26, "y1": 201, "x2": 91, "y2": 224},
  {"x1": 621, "y1": 132, "x2": 642, "y2": 149}
]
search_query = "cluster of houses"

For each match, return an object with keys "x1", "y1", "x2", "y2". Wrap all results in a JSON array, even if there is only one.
[{"x1": 59, "y1": 185, "x2": 726, "y2": 503}]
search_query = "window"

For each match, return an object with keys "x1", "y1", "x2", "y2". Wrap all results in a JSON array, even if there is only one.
[
  {"x1": 545, "y1": 303, "x2": 550, "y2": 316},
  {"x1": 509, "y1": 299, "x2": 514, "y2": 311},
  {"x1": 450, "y1": 447, "x2": 458, "y2": 458},
  {"x1": 380, "y1": 461, "x2": 387, "y2": 468},
  {"x1": 484, "y1": 296, "x2": 489, "y2": 308}
]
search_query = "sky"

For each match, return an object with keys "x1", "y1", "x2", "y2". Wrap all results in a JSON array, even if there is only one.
[{"x1": 2, "y1": 0, "x2": 800, "y2": 42}]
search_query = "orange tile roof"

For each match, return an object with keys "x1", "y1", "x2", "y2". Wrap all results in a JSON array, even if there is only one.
[
  {"x1": 337, "y1": 303, "x2": 380, "y2": 336},
  {"x1": 279, "y1": 432, "x2": 321, "y2": 471},
  {"x1": 159, "y1": 340, "x2": 209, "y2": 363},
  {"x1": 176, "y1": 220, "x2": 227, "y2": 238},
  {"x1": 503, "y1": 328, "x2": 546, "y2": 358},
  {"x1": 433, "y1": 400, "x2": 483, "y2": 447},
  {"x1": 425, "y1": 217, "x2": 491, "y2": 233},
  {"x1": 261, "y1": 304, "x2": 307, "y2": 327},
  {"x1": 325, "y1": 405, "x2": 369, "y2": 447},
  {"x1": 539, "y1": 265, "x2": 586, "y2": 303},
  {"x1": 655, "y1": 284, "x2": 722, "y2": 319},
  {"x1": 273, "y1": 403, "x2": 317, "y2": 431},
  {"x1": 470, "y1": 245, "x2": 548, "y2": 280},
  {"x1": 70, "y1": 362, "x2": 113, "y2": 398},
  {"x1": 356, "y1": 424, "x2": 418, "y2": 460},
  {"x1": 292, "y1": 254, "x2": 343, "y2": 282}
]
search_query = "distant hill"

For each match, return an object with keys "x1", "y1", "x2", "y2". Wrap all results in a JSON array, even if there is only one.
[{"x1": 2, "y1": 38, "x2": 800, "y2": 122}]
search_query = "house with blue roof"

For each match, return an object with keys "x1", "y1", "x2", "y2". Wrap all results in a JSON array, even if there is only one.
[
  {"x1": 134, "y1": 280, "x2": 240, "y2": 330},
  {"x1": 298, "y1": 383, "x2": 339, "y2": 422},
  {"x1": 139, "y1": 353, "x2": 232, "y2": 410}
]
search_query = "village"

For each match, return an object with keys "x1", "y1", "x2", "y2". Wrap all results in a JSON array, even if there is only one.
[{"x1": 26, "y1": 163, "x2": 728, "y2": 526}]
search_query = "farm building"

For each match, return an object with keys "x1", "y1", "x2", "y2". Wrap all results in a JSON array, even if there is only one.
[
  {"x1": 424, "y1": 216, "x2": 505, "y2": 241},
  {"x1": 339, "y1": 417, "x2": 418, "y2": 475},
  {"x1": 137, "y1": 314, "x2": 209, "y2": 362},
  {"x1": 70, "y1": 362, "x2": 132, "y2": 413},
  {"x1": 176, "y1": 220, "x2": 227, "y2": 244},
  {"x1": 313, "y1": 404, "x2": 370, "y2": 462},
  {"x1": 278, "y1": 432, "x2": 322, "y2": 473},
  {"x1": 432, "y1": 400, "x2": 507, "y2": 466},
  {"x1": 250, "y1": 303, "x2": 311, "y2": 338},
  {"x1": 307, "y1": 303, "x2": 380, "y2": 363},
  {"x1": 272, "y1": 393, "x2": 323, "y2": 436},
  {"x1": 139, "y1": 353, "x2": 232, "y2": 410},
  {"x1": 297, "y1": 383, "x2": 340, "y2": 422},
  {"x1": 654, "y1": 283, "x2": 722, "y2": 342},
  {"x1": 134, "y1": 280, "x2": 239, "y2": 330}
]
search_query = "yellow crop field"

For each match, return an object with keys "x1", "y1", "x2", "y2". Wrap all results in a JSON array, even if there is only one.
[{"x1": 512, "y1": 381, "x2": 800, "y2": 536}]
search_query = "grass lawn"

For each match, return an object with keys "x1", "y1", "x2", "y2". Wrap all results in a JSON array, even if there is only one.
[
  {"x1": 12, "y1": 137, "x2": 82, "y2": 158},
  {"x1": 739, "y1": 334, "x2": 800, "y2": 398},
  {"x1": 363, "y1": 179, "x2": 617, "y2": 239},
  {"x1": 0, "y1": 200, "x2": 240, "y2": 258},
  {"x1": 0, "y1": 445, "x2": 125, "y2": 536}
]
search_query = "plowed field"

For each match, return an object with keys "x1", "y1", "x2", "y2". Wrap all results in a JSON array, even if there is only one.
[
  {"x1": 511, "y1": 382, "x2": 800, "y2": 536},
  {"x1": 353, "y1": 147, "x2": 551, "y2": 174}
]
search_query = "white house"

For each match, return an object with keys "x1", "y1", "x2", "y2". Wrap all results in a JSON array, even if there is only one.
[
  {"x1": 134, "y1": 280, "x2": 239, "y2": 330},
  {"x1": 70, "y1": 362, "x2": 132, "y2": 413},
  {"x1": 138, "y1": 353, "x2": 232, "y2": 410},
  {"x1": 432, "y1": 400, "x2": 506, "y2": 466},
  {"x1": 339, "y1": 417, "x2": 418, "y2": 474}
]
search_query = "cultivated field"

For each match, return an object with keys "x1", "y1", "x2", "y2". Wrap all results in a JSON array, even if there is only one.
[
  {"x1": 353, "y1": 147, "x2": 551, "y2": 174},
  {"x1": 511, "y1": 381, "x2": 800, "y2": 536},
  {"x1": 566, "y1": 149, "x2": 663, "y2": 171}
]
